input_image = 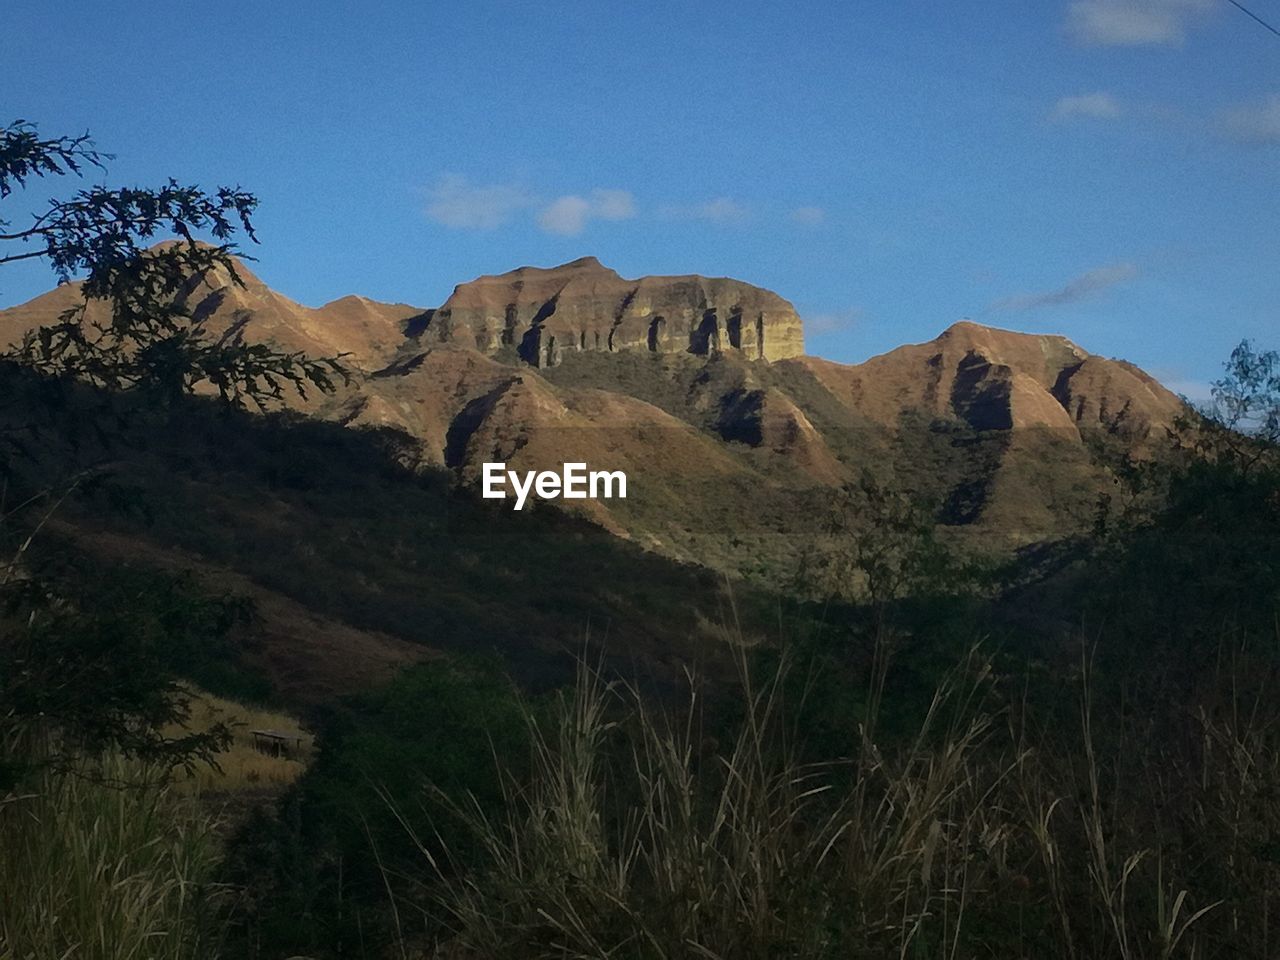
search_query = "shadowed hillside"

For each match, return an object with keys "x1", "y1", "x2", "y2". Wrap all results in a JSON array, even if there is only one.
[
  {"x1": 2, "y1": 366, "x2": 788, "y2": 706},
  {"x1": 0, "y1": 255, "x2": 1191, "y2": 583}
]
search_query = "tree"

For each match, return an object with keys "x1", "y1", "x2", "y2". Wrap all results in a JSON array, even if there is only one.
[
  {"x1": 801, "y1": 471, "x2": 969, "y2": 610},
  {"x1": 0, "y1": 118, "x2": 347, "y2": 409},
  {"x1": 0, "y1": 119, "x2": 346, "y2": 782},
  {"x1": 1083, "y1": 340, "x2": 1280, "y2": 670},
  {"x1": 1197, "y1": 339, "x2": 1280, "y2": 470}
]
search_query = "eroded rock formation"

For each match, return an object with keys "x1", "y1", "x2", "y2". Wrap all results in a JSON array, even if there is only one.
[
  {"x1": 783, "y1": 320, "x2": 1183, "y2": 441},
  {"x1": 0, "y1": 252, "x2": 1193, "y2": 565},
  {"x1": 411, "y1": 256, "x2": 805, "y2": 366}
]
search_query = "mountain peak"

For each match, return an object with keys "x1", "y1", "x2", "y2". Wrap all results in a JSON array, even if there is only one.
[
  {"x1": 429, "y1": 259, "x2": 804, "y2": 366},
  {"x1": 939, "y1": 319, "x2": 1081, "y2": 350},
  {"x1": 559, "y1": 255, "x2": 607, "y2": 270},
  {"x1": 479, "y1": 256, "x2": 620, "y2": 283},
  {"x1": 941, "y1": 319, "x2": 999, "y2": 339}
]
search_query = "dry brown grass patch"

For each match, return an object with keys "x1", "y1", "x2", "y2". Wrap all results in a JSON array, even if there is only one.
[{"x1": 169, "y1": 688, "x2": 312, "y2": 796}]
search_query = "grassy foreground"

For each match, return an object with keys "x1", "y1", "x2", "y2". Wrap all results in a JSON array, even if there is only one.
[
  {"x1": 0, "y1": 693, "x2": 310, "y2": 960},
  {"x1": 375, "y1": 637, "x2": 1280, "y2": 960},
  {"x1": 0, "y1": 758, "x2": 223, "y2": 960}
]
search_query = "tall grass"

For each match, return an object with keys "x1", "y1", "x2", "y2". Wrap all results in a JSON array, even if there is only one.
[
  {"x1": 0, "y1": 757, "x2": 224, "y2": 960},
  {"x1": 388, "y1": 632, "x2": 1280, "y2": 959},
  {"x1": 388, "y1": 644, "x2": 993, "y2": 958}
]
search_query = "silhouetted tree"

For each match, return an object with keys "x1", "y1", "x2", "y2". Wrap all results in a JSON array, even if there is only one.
[
  {"x1": 1193, "y1": 339, "x2": 1280, "y2": 469},
  {"x1": 0, "y1": 118, "x2": 347, "y2": 408},
  {"x1": 0, "y1": 118, "x2": 346, "y2": 783}
]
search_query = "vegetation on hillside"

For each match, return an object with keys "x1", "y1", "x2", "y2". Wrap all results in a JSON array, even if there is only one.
[
  {"x1": 221, "y1": 341, "x2": 1277, "y2": 959},
  {"x1": 0, "y1": 116, "x2": 350, "y2": 787},
  {"x1": 1, "y1": 117, "x2": 1277, "y2": 959},
  {"x1": 540, "y1": 348, "x2": 1117, "y2": 583}
]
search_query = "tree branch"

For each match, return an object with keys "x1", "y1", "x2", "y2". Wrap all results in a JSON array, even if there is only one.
[{"x1": 0, "y1": 248, "x2": 48, "y2": 266}]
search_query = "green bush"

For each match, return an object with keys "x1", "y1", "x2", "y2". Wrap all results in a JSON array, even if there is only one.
[{"x1": 221, "y1": 655, "x2": 533, "y2": 956}]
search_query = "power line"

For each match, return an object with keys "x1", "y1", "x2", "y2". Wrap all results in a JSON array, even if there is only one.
[{"x1": 1225, "y1": 0, "x2": 1280, "y2": 39}]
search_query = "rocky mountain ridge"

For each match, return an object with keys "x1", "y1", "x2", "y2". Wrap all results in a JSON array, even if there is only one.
[
  {"x1": 412, "y1": 256, "x2": 805, "y2": 366},
  {"x1": 0, "y1": 254, "x2": 1188, "y2": 577}
]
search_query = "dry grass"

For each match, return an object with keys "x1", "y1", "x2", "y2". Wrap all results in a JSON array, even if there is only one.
[
  {"x1": 386, "y1": 643, "x2": 999, "y2": 959},
  {"x1": 0, "y1": 694, "x2": 310, "y2": 959},
  {"x1": 168, "y1": 689, "x2": 312, "y2": 796},
  {"x1": 382, "y1": 631, "x2": 1280, "y2": 959},
  {"x1": 0, "y1": 756, "x2": 224, "y2": 960}
]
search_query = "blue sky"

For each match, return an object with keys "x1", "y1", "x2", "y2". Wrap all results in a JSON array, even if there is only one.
[{"x1": 3, "y1": 0, "x2": 1278, "y2": 395}]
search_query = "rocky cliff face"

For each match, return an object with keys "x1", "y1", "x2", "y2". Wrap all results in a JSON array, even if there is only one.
[
  {"x1": 786, "y1": 320, "x2": 1182, "y2": 440},
  {"x1": 411, "y1": 256, "x2": 805, "y2": 367},
  {"x1": 0, "y1": 253, "x2": 1191, "y2": 573}
]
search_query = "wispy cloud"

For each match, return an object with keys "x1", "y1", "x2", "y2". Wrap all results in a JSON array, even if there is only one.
[
  {"x1": 1052, "y1": 92, "x2": 1124, "y2": 120},
  {"x1": 1065, "y1": 0, "x2": 1213, "y2": 47},
  {"x1": 426, "y1": 177, "x2": 637, "y2": 235},
  {"x1": 993, "y1": 262, "x2": 1139, "y2": 312},
  {"x1": 590, "y1": 189, "x2": 637, "y2": 221},
  {"x1": 537, "y1": 189, "x2": 637, "y2": 236},
  {"x1": 425, "y1": 174, "x2": 534, "y2": 230},
  {"x1": 425, "y1": 180, "x2": 769, "y2": 234},
  {"x1": 805, "y1": 308, "x2": 861, "y2": 335},
  {"x1": 537, "y1": 196, "x2": 591, "y2": 235},
  {"x1": 1222, "y1": 93, "x2": 1280, "y2": 145},
  {"x1": 790, "y1": 206, "x2": 826, "y2": 226},
  {"x1": 658, "y1": 197, "x2": 750, "y2": 225}
]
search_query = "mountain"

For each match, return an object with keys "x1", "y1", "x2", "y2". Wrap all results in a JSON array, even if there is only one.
[
  {"x1": 790, "y1": 320, "x2": 1177, "y2": 435},
  {"x1": 0, "y1": 254, "x2": 1187, "y2": 578},
  {"x1": 0, "y1": 256, "x2": 415, "y2": 374},
  {"x1": 412, "y1": 255, "x2": 805, "y2": 366}
]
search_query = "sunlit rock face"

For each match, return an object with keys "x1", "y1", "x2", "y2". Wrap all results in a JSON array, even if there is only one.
[
  {"x1": 784, "y1": 320, "x2": 1183, "y2": 440},
  {"x1": 0, "y1": 249, "x2": 1193, "y2": 562},
  {"x1": 411, "y1": 256, "x2": 805, "y2": 367}
]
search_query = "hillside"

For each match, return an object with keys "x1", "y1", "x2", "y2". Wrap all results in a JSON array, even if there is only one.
[
  {"x1": 0, "y1": 254, "x2": 1188, "y2": 578},
  {"x1": 2, "y1": 256, "x2": 1269, "y2": 960},
  {"x1": 2, "y1": 380, "x2": 787, "y2": 707}
]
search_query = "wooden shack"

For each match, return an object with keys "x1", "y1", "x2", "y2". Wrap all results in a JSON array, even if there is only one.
[{"x1": 250, "y1": 728, "x2": 306, "y2": 758}]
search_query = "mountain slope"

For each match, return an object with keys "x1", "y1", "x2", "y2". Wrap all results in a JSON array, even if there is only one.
[
  {"x1": 0, "y1": 257, "x2": 418, "y2": 374},
  {"x1": 786, "y1": 320, "x2": 1178, "y2": 437},
  {"x1": 0, "y1": 254, "x2": 1188, "y2": 576}
]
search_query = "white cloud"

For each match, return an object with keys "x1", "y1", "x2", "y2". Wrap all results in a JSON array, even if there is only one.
[
  {"x1": 993, "y1": 262, "x2": 1140, "y2": 312},
  {"x1": 658, "y1": 197, "x2": 750, "y2": 224},
  {"x1": 806, "y1": 308, "x2": 861, "y2": 335},
  {"x1": 424, "y1": 174, "x2": 533, "y2": 230},
  {"x1": 536, "y1": 189, "x2": 637, "y2": 236},
  {"x1": 1052, "y1": 92, "x2": 1124, "y2": 120},
  {"x1": 425, "y1": 178, "x2": 637, "y2": 234},
  {"x1": 1065, "y1": 0, "x2": 1214, "y2": 47},
  {"x1": 790, "y1": 206, "x2": 826, "y2": 226},
  {"x1": 590, "y1": 188, "x2": 636, "y2": 221},
  {"x1": 538, "y1": 196, "x2": 593, "y2": 236},
  {"x1": 697, "y1": 198, "x2": 749, "y2": 223},
  {"x1": 1222, "y1": 93, "x2": 1280, "y2": 145}
]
